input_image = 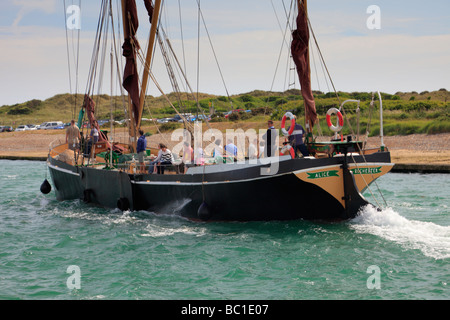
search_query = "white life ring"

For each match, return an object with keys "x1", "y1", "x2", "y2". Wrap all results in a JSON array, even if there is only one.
[
  {"x1": 281, "y1": 112, "x2": 296, "y2": 136},
  {"x1": 326, "y1": 108, "x2": 344, "y2": 133}
]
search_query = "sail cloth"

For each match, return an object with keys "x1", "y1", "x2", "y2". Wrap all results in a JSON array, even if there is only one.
[
  {"x1": 122, "y1": 0, "x2": 141, "y2": 127},
  {"x1": 82, "y1": 94, "x2": 127, "y2": 154},
  {"x1": 82, "y1": 95, "x2": 107, "y2": 144},
  {"x1": 122, "y1": 0, "x2": 155, "y2": 127},
  {"x1": 291, "y1": 2, "x2": 317, "y2": 129},
  {"x1": 143, "y1": 0, "x2": 154, "y2": 23}
]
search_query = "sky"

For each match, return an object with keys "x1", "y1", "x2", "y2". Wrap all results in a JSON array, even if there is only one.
[{"x1": 0, "y1": 0, "x2": 449, "y2": 106}]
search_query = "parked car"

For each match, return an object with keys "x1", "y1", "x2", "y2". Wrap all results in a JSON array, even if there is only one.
[
  {"x1": 43, "y1": 121, "x2": 64, "y2": 130},
  {"x1": 168, "y1": 113, "x2": 192, "y2": 123},
  {"x1": 168, "y1": 115, "x2": 183, "y2": 122},
  {"x1": 15, "y1": 125, "x2": 30, "y2": 131},
  {"x1": 157, "y1": 118, "x2": 170, "y2": 124},
  {"x1": 37, "y1": 122, "x2": 48, "y2": 130},
  {"x1": 1, "y1": 126, "x2": 13, "y2": 132},
  {"x1": 26, "y1": 124, "x2": 38, "y2": 130},
  {"x1": 224, "y1": 109, "x2": 245, "y2": 118},
  {"x1": 190, "y1": 114, "x2": 211, "y2": 122}
]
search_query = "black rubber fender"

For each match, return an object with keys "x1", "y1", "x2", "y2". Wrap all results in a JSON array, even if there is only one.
[
  {"x1": 197, "y1": 202, "x2": 212, "y2": 221},
  {"x1": 83, "y1": 189, "x2": 94, "y2": 203},
  {"x1": 40, "y1": 179, "x2": 52, "y2": 194},
  {"x1": 117, "y1": 197, "x2": 130, "y2": 211}
]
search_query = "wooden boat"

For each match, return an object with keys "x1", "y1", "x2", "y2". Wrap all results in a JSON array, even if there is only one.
[{"x1": 46, "y1": 0, "x2": 393, "y2": 221}]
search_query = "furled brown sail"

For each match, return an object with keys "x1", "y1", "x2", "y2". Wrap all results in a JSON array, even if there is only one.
[
  {"x1": 122, "y1": 0, "x2": 141, "y2": 127},
  {"x1": 82, "y1": 95, "x2": 107, "y2": 144},
  {"x1": 82, "y1": 94, "x2": 126, "y2": 153},
  {"x1": 291, "y1": 1, "x2": 317, "y2": 129}
]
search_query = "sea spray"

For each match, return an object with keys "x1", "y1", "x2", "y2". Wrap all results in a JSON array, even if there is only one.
[{"x1": 350, "y1": 205, "x2": 450, "y2": 259}]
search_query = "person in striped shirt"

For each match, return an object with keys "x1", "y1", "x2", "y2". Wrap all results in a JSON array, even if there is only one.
[{"x1": 148, "y1": 143, "x2": 174, "y2": 174}]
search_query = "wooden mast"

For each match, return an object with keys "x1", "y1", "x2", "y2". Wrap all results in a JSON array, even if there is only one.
[
  {"x1": 299, "y1": 0, "x2": 312, "y2": 135},
  {"x1": 121, "y1": 0, "x2": 138, "y2": 152},
  {"x1": 137, "y1": 0, "x2": 162, "y2": 127}
]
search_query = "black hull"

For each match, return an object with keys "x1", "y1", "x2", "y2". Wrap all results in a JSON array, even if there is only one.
[{"x1": 48, "y1": 152, "x2": 392, "y2": 221}]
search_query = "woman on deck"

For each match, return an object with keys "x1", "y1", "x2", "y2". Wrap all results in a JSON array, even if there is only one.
[{"x1": 148, "y1": 143, "x2": 174, "y2": 174}]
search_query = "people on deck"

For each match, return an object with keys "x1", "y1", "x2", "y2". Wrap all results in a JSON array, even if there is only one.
[
  {"x1": 263, "y1": 120, "x2": 278, "y2": 157},
  {"x1": 195, "y1": 147, "x2": 205, "y2": 166},
  {"x1": 66, "y1": 119, "x2": 81, "y2": 152},
  {"x1": 182, "y1": 141, "x2": 194, "y2": 173},
  {"x1": 248, "y1": 137, "x2": 258, "y2": 160},
  {"x1": 89, "y1": 120, "x2": 100, "y2": 161},
  {"x1": 136, "y1": 129, "x2": 147, "y2": 173},
  {"x1": 148, "y1": 143, "x2": 174, "y2": 174},
  {"x1": 90, "y1": 121, "x2": 99, "y2": 143},
  {"x1": 287, "y1": 118, "x2": 309, "y2": 157},
  {"x1": 224, "y1": 139, "x2": 238, "y2": 162},
  {"x1": 213, "y1": 139, "x2": 223, "y2": 164}
]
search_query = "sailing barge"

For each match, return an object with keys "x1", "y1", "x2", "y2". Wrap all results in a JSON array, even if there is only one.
[{"x1": 46, "y1": 0, "x2": 393, "y2": 221}]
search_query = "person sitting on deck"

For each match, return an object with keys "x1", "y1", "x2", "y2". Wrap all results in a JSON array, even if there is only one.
[
  {"x1": 224, "y1": 139, "x2": 238, "y2": 162},
  {"x1": 148, "y1": 143, "x2": 174, "y2": 174},
  {"x1": 248, "y1": 137, "x2": 259, "y2": 160},
  {"x1": 181, "y1": 141, "x2": 194, "y2": 173},
  {"x1": 213, "y1": 139, "x2": 223, "y2": 164}
]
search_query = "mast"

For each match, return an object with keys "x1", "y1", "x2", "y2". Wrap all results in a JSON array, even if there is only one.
[
  {"x1": 292, "y1": 0, "x2": 317, "y2": 136},
  {"x1": 302, "y1": 0, "x2": 310, "y2": 80},
  {"x1": 138, "y1": 0, "x2": 162, "y2": 127},
  {"x1": 303, "y1": 0, "x2": 314, "y2": 137}
]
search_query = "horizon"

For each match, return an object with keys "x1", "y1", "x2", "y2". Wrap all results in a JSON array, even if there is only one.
[{"x1": 0, "y1": 0, "x2": 449, "y2": 106}]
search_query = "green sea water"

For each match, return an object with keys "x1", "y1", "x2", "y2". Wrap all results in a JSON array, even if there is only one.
[{"x1": 0, "y1": 160, "x2": 448, "y2": 300}]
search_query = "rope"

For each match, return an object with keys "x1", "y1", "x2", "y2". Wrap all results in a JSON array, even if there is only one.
[
  {"x1": 265, "y1": 0, "x2": 294, "y2": 114},
  {"x1": 63, "y1": 0, "x2": 82, "y2": 120},
  {"x1": 195, "y1": 0, "x2": 231, "y2": 102},
  {"x1": 350, "y1": 153, "x2": 388, "y2": 208}
]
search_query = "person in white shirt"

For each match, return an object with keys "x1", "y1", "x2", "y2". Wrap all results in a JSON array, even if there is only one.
[
  {"x1": 212, "y1": 139, "x2": 223, "y2": 164},
  {"x1": 248, "y1": 137, "x2": 258, "y2": 160}
]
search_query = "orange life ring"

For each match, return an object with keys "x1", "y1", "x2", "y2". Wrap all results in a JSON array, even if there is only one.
[
  {"x1": 281, "y1": 112, "x2": 296, "y2": 136},
  {"x1": 326, "y1": 108, "x2": 344, "y2": 132}
]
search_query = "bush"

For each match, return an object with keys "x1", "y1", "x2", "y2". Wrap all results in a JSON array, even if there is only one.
[
  {"x1": 228, "y1": 111, "x2": 252, "y2": 122},
  {"x1": 251, "y1": 107, "x2": 273, "y2": 115},
  {"x1": 8, "y1": 106, "x2": 32, "y2": 115},
  {"x1": 275, "y1": 98, "x2": 288, "y2": 106},
  {"x1": 218, "y1": 96, "x2": 228, "y2": 102},
  {"x1": 210, "y1": 113, "x2": 225, "y2": 122},
  {"x1": 240, "y1": 95, "x2": 254, "y2": 103},
  {"x1": 159, "y1": 122, "x2": 181, "y2": 132},
  {"x1": 424, "y1": 120, "x2": 450, "y2": 134}
]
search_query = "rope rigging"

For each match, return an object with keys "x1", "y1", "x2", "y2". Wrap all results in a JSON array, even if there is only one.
[{"x1": 63, "y1": 0, "x2": 82, "y2": 120}]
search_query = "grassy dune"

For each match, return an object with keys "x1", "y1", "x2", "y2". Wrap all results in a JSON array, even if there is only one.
[{"x1": 1, "y1": 89, "x2": 449, "y2": 136}]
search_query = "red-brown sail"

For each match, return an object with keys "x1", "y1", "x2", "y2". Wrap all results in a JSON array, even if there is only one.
[
  {"x1": 82, "y1": 95, "x2": 108, "y2": 144},
  {"x1": 122, "y1": 0, "x2": 141, "y2": 127},
  {"x1": 143, "y1": 0, "x2": 154, "y2": 23},
  {"x1": 82, "y1": 94, "x2": 127, "y2": 153},
  {"x1": 291, "y1": 1, "x2": 317, "y2": 129}
]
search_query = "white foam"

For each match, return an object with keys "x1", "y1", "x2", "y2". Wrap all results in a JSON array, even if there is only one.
[
  {"x1": 141, "y1": 224, "x2": 207, "y2": 238},
  {"x1": 350, "y1": 205, "x2": 450, "y2": 260}
]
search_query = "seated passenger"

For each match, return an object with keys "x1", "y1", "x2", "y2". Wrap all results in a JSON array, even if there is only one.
[{"x1": 148, "y1": 143, "x2": 174, "y2": 174}]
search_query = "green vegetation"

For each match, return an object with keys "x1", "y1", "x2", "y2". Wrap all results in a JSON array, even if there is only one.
[{"x1": 1, "y1": 89, "x2": 448, "y2": 136}]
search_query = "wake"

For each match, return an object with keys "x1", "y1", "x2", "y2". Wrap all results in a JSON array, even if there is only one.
[{"x1": 350, "y1": 205, "x2": 450, "y2": 260}]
